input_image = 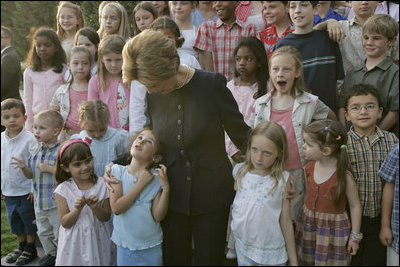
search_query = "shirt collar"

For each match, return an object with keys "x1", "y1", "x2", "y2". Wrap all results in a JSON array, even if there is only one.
[
  {"x1": 4, "y1": 127, "x2": 25, "y2": 141},
  {"x1": 349, "y1": 126, "x2": 385, "y2": 142},
  {"x1": 360, "y1": 57, "x2": 393, "y2": 72},
  {"x1": 349, "y1": 17, "x2": 361, "y2": 26},
  {"x1": 216, "y1": 17, "x2": 244, "y2": 29},
  {"x1": 40, "y1": 142, "x2": 60, "y2": 151}
]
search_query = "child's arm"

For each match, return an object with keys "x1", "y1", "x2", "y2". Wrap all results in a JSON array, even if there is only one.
[
  {"x1": 313, "y1": 18, "x2": 345, "y2": 42},
  {"x1": 86, "y1": 195, "x2": 111, "y2": 221},
  {"x1": 280, "y1": 182, "x2": 298, "y2": 266},
  {"x1": 57, "y1": 194, "x2": 86, "y2": 228},
  {"x1": 345, "y1": 172, "x2": 362, "y2": 255},
  {"x1": 198, "y1": 50, "x2": 214, "y2": 72},
  {"x1": 380, "y1": 181, "x2": 394, "y2": 247},
  {"x1": 37, "y1": 163, "x2": 55, "y2": 175},
  {"x1": 109, "y1": 169, "x2": 154, "y2": 215},
  {"x1": 379, "y1": 111, "x2": 399, "y2": 132},
  {"x1": 151, "y1": 164, "x2": 169, "y2": 222},
  {"x1": 11, "y1": 153, "x2": 33, "y2": 179}
]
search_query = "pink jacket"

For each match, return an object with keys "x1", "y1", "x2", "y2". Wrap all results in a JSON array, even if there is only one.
[{"x1": 88, "y1": 74, "x2": 130, "y2": 129}]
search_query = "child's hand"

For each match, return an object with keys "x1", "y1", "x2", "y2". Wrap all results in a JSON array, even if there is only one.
[
  {"x1": 86, "y1": 195, "x2": 100, "y2": 209},
  {"x1": 379, "y1": 226, "x2": 393, "y2": 247},
  {"x1": 285, "y1": 176, "x2": 295, "y2": 200},
  {"x1": 38, "y1": 163, "x2": 54, "y2": 174},
  {"x1": 27, "y1": 193, "x2": 34, "y2": 204},
  {"x1": 11, "y1": 154, "x2": 27, "y2": 169},
  {"x1": 103, "y1": 162, "x2": 119, "y2": 193},
  {"x1": 326, "y1": 19, "x2": 345, "y2": 42},
  {"x1": 155, "y1": 164, "x2": 169, "y2": 191},
  {"x1": 347, "y1": 239, "x2": 359, "y2": 255},
  {"x1": 136, "y1": 169, "x2": 154, "y2": 185},
  {"x1": 74, "y1": 195, "x2": 86, "y2": 210}
]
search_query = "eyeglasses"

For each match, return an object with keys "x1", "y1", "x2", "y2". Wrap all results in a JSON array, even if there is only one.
[{"x1": 348, "y1": 104, "x2": 378, "y2": 113}]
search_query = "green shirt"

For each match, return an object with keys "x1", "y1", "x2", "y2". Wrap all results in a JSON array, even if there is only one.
[{"x1": 339, "y1": 57, "x2": 399, "y2": 119}]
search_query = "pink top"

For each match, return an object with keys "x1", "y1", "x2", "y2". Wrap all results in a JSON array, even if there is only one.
[
  {"x1": 23, "y1": 66, "x2": 67, "y2": 131},
  {"x1": 225, "y1": 79, "x2": 258, "y2": 157},
  {"x1": 87, "y1": 74, "x2": 130, "y2": 130},
  {"x1": 270, "y1": 107, "x2": 302, "y2": 170},
  {"x1": 65, "y1": 89, "x2": 87, "y2": 131}
]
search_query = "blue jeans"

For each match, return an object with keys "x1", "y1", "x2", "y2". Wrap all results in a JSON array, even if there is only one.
[{"x1": 117, "y1": 244, "x2": 162, "y2": 266}]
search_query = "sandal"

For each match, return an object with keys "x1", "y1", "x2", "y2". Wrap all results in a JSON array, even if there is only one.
[
  {"x1": 5, "y1": 248, "x2": 23, "y2": 263},
  {"x1": 15, "y1": 250, "x2": 37, "y2": 266}
]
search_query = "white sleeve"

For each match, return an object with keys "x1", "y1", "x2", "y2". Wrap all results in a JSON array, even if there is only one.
[{"x1": 129, "y1": 80, "x2": 148, "y2": 135}]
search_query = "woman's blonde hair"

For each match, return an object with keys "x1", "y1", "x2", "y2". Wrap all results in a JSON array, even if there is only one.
[
  {"x1": 269, "y1": 45, "x2": 307, "y2": 97},
  {"x1": 78, "y1": 99, "x2": 110, "y2": 128},
  {"x1": 97, "y1": 34, "x2": 125, "y2": 91},
  {"x1": 56, "y1": 1, "x2": 84, "y2": 41},
  {"x1": 122, "y1": 29, "x2": 180, "y2": 88},
  {"x1": 235, "y1": 121, "x2": 288, "y2": 195},
  {"x1": 99, "y1": 2, "x2": 130, "y2": 40}
]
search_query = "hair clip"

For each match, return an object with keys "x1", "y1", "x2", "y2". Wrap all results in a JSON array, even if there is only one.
[
  {"x1": 336, "y1": 135, "x2": 341, "y2": 141},
  {"x1": 340, "y1": 145, "x2": 346, "y2": 150},
  {"x1": 324, "y1": 126, "x2": 329, "y2": 131}
]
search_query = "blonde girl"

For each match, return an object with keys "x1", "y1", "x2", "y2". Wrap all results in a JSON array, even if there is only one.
[
  {"x1": 108, "y1": 128, "x2": 169, "y2": 266},
  {"x1": 99, "y1": 2, "x2": 130, "y2": 41},
  {"x1": 132, "y1": 1, "x2": 159, "y2": 36},
  {"x1": 71, "y1": 99, "x2": 129, "y2": 177},
  {"x1": 51, "y1": 46, "x2": 92, "y2": 142},
  {"x1": 56, "y1": 1, "x2": 85, "y2": 56},
  {"x1": 231, "y1": 121, "x2": 297, "y2": 266},
  {"x1": 24, "y1": 27, "x2": 67, "y2": 132},
  {"x1": 88, "y1": 35, "x2": 130, "y2": 131},
  {"x1": 250, "y1": 45, "x2": 336, "y2": 222},
  {"x1": 170, "y1": 1, "x2": 198, "y2": 60},
  {"x1": 54, "y1": 139, "x2": 115, "y2": 265},
  {"x1": 298, "y1": 119, "x2": 362, "y2": 265}
]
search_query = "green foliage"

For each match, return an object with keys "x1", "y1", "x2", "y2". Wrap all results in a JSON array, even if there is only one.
[{"x1": 1, "y1": 1, "x2": 139, "y2": 64}]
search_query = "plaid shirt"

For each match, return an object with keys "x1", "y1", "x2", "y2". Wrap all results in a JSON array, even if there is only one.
[
  {"x1": 28, "y1": 142, "x2": 60, "y2": 210},
  {"x1": 346, "y1": 127, "x2": 398, "y2": 218},
  {"x1": 259, "y1": 24, "x2": 295, "y2": 59},
  {"x1": 194, "y1": 18, "x2": 257, "y2": 81},
  {"x1": 378, "y1": 143, "x2": 399, "y2": 254}
]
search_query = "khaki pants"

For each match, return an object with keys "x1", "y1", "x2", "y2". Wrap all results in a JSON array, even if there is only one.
[{"x1": 34, "y1": 203, "x2": 60, "y2": 256}]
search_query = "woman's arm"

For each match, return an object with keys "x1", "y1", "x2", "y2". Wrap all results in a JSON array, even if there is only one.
[
  {"x1": 345, "y1": 172, "x2": 362, "y2": 255},
  {"x1": 151, "y1": 164, "x2": 169, "y2": 222},
  {"x1": 280, "y1": 195, "x2": 298, "y2": 266}
]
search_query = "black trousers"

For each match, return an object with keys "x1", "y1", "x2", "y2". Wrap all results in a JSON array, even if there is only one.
[
  {"x1": 161, "y1": 207, "x2": 230, "y2": 266},
  {"x1": 351, "y1": 215, "x2": 387, "y2": 266}
]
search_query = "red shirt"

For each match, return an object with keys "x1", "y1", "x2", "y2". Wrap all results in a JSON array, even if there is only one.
[{"x1": 259, "y1": 24, "x2": 295, "y2": 58}]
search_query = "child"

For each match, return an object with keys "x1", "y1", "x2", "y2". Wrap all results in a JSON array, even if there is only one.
[
  {"x1": 109, "y1": 128, "x2": 169, "y2": 266},
  {"x1": 297, "y1": 119, "x2": 362, "y2": 265},
  {"x1": 149, "y1": 1, "x2": 170, "y2": 17},
  {"x1": 170, "y1": 1, "x2": 199, "y2": 60},
  {"x1": 71, "y1": 99, "x2": 129, "y2": 178},
  {"x1": 313, "y1": 1, "x2": 347, "y2": 26},
  {"x1": 379, "y1": 143, "x2": 399, "y2": 266},
  {"x1": 259, "y1": 1, "x2": 295, "y2": 58},
  {"x1": 343, "y1": 83, "x2": 399, "y2": 266},
  {"x1": 235, "y1": 1, "x2": 266, "y2": 34},
  {"x1": 338, "y1": 14, "x2": 399, "y2": 134},
  {"x1": 230, "y1": 121, "x2": 298, "y2": 265},
  {"x1": 51, "y1": 46, "x2": 92, "y2": 142},
  {"x1": 11, "y1": 109, "x2": 64, "y2": 266},
  {"x1": 99, "y1": 2, "x2": 130, "y2": 42},
  {"x1": 24, "y1": 27, "x2": 67, "y2": 132},
  {"x1": 132, "y1": 1, "x2": 158, "y2": 36},
  {"x1": 194, "y1": 1, "x2": 257, "y2": 80},
  {"x1": 56, "y1": 1, "x2": 84, "y2": 56},
  {"x1": 53, "y1": 139, "x2": 115, "y2": 265},
  {"x1": 1, "y1": 99, "x2": 38, "y2": 265},
  {"x1": 190, "y1": 1, "x2": 218, "y2": 28},
  {"x1": 251, "y1": 45, "x2": 336, "y2": 222},
  {"x1": 88, "y1": 34, "x2": 130, "y2": 131},
  {"x1": 129, "y1": 16, "x2": 201, "y2": 135},
  {"x1": 274, "y1": 1, "x2": 344, "y2": 113}
]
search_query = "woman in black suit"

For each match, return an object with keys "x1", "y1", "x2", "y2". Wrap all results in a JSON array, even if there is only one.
[{"x1": 114, "y1": 29, "x2": 251, "y2": 266}]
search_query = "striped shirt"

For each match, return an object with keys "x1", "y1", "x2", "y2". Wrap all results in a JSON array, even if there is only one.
[
  {"x1": 346, "y1": 127, "x2": 398, "y2": 218},
  {"x1": 378, "y1": 143, "x2": 399, "y2": 254},
  {"x1": 28, "y1": 142, "x2": 60, "y2": 210},
  {"x1": 259, "y1": 24, "x2": 295, "y2": 59},
  {"x1": 194, "y1": 18, "x2": 256, "y2": 81}
]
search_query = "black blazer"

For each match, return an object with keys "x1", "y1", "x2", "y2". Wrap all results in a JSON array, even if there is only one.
[
  {"x1": 1, "y1": 46, "x2": 21, "y2": 101},
  {"x1": 146, "y1": 70, "x2": 251, "y2": 216}
]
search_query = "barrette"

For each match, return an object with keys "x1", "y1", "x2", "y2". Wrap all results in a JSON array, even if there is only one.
[
  {"x1": 324, "y1": 126, "x2": 329, "y2": 131},
  {"x1": 340, "y1": 144, "x2": 346, "y2": 149},
  {"x1": 336, "y1": 135, "x2": 341, "y2": 141}
]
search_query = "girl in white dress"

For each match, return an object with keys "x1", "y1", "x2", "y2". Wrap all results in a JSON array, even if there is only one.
[
  {"x1": 231, "y1": 121, "x2": 298, "y2": 266},
  {"x1": 54, "y1": 138, "x2": 115, "y2": 266}
]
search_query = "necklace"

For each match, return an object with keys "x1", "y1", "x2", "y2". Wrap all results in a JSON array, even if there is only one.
[{"x1": 175, "y1": 65, "x2": 194, "y2": 89}]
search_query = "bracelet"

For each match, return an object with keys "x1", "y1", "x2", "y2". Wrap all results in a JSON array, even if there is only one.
[
  {"x1": 350, "y1": 230, "x2": 363, "y2": 242},
  {"x1": 349, "y1": 236, "x2": 360, "y2": 244}
]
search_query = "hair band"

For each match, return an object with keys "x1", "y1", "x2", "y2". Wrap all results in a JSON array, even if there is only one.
[
  {"x1": 324, "y1": 126, "x2": 329, "y2": 131},
  {"x1": 336, "y1": 135, "x2": 341, "y2": 141},
  {"x1": 59, "y1": 137, "x2": 92, "y2": 164},
  {"x1": 340, "y1": 144, "x2": 346, "y2": 150}
]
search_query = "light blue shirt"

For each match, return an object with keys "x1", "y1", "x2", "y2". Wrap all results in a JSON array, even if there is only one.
[
  {"x1": 110, "y1": 164, "x2": 162, "y2": 251},
  {"x1": 191, "y1": 8, "x2": 218, "y2": 28}
]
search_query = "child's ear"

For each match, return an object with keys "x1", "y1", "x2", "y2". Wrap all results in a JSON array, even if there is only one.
[
  {"x1": 388, "y1": 36, "x2": 397, "y2": 48},
  {"x1": 322, "y1": 146, "x2": 332, "y2": 156},
  {"x1": 60, "y1": 164, "x2": 70, "y2": 173}
]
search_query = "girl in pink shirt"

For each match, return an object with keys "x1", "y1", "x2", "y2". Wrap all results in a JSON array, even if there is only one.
[
  {"x1": 24, "y1": 27, "x2": 67, "y2": 132},
  {"x1": 88, "y1": 35, "x2": 130, "y2": 131}
]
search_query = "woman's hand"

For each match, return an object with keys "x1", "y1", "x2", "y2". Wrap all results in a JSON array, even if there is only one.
[{"x1": 103, "y1": 162, "x2": 119, "y2": 193}]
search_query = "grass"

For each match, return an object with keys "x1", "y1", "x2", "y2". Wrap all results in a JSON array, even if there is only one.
[{"x1": 1, "y1": 200, "x2": 18, "y2": 257}]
